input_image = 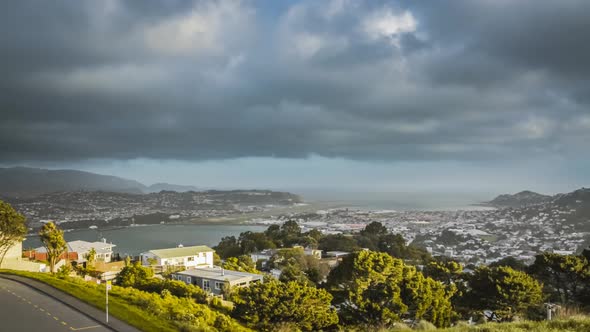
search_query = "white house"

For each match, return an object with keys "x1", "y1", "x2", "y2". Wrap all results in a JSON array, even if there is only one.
[
  {"x1": 35, "y1": 239, "x2": 116, "y2": 263},
  {"x1": 140, "y1": 245, "x2": 214, "y2": 268},
  {"x1": 68, "y1": 239, "x2": 115, "y2": 263}
]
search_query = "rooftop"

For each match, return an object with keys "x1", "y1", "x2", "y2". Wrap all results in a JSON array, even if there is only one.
[
  {"x1": 146, "y1": 245, "x2": 214, "y2": 259},
  {"x1": 176, "y1": 267, "x2": 263, "y2": 283},
  {"x1": 36, "y1": 240, "x2": 115, "y2": 254}
]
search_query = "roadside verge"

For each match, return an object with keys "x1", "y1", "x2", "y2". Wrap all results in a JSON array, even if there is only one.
[{"x1": 0, "y1": 273, "x2": 141, "y2": 332}]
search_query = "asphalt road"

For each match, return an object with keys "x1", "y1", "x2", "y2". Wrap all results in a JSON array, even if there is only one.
[{"x1": 0, "y1": 278, "x2": 111, "y2": 332}]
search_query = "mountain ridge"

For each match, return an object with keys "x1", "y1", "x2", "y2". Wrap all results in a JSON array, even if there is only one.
[
  {"x1": 0, "y1": 167, "x2": 198, "y2": 197},
  {"x1": 486, "y1": 190, "x2": 554, "y2": 208}
]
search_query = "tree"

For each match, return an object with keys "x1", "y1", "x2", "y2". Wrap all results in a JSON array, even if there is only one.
[
  {"x1": 489, "y1": 256, "x2": 528, "y2": 271},
  {"x1": 115, "y1": 261, "x2": 154, "y2": 287},
  {"x1": 0, "y1": 200, "x2": 27, "y2": 267},
  {"x1": 377, "y1": 233, "x2": 431, "y2": 262},
  {"x1": 231, "y1": 279, "x2": 338, "y2": 331},
  {"x1": 360, "y1": 221, "x2": 388, "y2": 237},
  {"x1": 318, "y1": 234, "x2": 359, "y2": 252},
  {"x1": 77, "y1": 247, "x2": 97, "y2": 277},
  {"x1": 214, "y1": 236, "x2": 242, "y2": 258},
  {"x1": 39, "y1": 222, "x2": 67, "y2": 273},
  {"x1": 327, "y1": 250, "x2": 456, "y2": 327},
  {"x1": 423, "y1": 259, "x2": 464, "y2": 285},
  {"x1": 263, "y1": 224, "x2": 282, "y2": 245},
  {"x1": 280, "y1": 220, "x2": 301, "y2": 238},
  {"x1": 222, "y1": 255, "x2": 260, "y2": 274},
  {"x1": 267, "y1": 248, "x2": 330, "y2": 285},
  {"x1": 239, "y1": 231, "x2": 275, "y2": 254},
  {"x1": 528, "y1": 252, "x2": 590, "y2": 305},
  {"x1": 465, "y1": 266, "x2": 543, "y2": 320}
]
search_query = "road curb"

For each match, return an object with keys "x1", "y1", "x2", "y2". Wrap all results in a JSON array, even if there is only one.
[{"x1": 0, "y1": 274, "x2": 141, "y2": 332}]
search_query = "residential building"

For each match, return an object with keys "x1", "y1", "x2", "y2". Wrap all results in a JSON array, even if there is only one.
[
  {"x1": 35, "y1": 239, "x2": 116, "y2": 263},
  {"x1": 172, "y1": 267, "x2": 263, "y2": 295},
  {"x1": 0, "y1": 239, "x2": 46, "y2": 272},
  {"x1": 140, "y1": 245, "x2": 214, "y2": 268}
]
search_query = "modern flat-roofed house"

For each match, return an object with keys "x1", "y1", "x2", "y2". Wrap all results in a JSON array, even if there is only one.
[
  {"x1": 172, "y1": 267, "x2": 263, "y2": 295},
  {"x1": 140, "y1": 245, "x2": 214, "y2": 269}
]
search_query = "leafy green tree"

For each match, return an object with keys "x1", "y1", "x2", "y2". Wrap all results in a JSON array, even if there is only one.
[
  {"x1": 115, "y1": 261, "x2": 154, "y2": 287},
  {"x1": 268, "y1": 247, "x2": 330, "y2": 285},
  {"x1": 280, "y1": 220, "x2": 302, "y2": 247},
  {"x1": 305, "y1": 228, "x2": 323, "y2": 242},
  {"x1": 263, "y1": 224, "x2": 282, "y2": 244},
  {"x1": 222, "y1": 255, "x2": 260, "y2": 274},
  {"x1": 231, "y1": 279, "x2": 338, "y2": 331},
  {"x1": 280, "y1": 220, "x2": 301, "y2": 238},
  {"x1": 360, "y1": 221, "x2": 388, "y2": 237},
  {"x1": 489, "y1": 256, "x2": 528, "y2": 271},
  {"x1": 77, "y1": 247, "x2": 97, "y2": 277},
  {"x1": 0, "y1": 200, "x2": 27, "y2": 266},
  {"x1": 137, "y1": 278, "x2": 207, "y2": 303},
  {"x1": 56, "y1": 264, "x2": 72, "y2": 279},
  {"x1": 213, "y1": 252, "x2": 222, "y2": 266},
  {"x1": 86, "y1": 247, "x2": 96, "y2": 264},
  {"x1": 239, "y1": 231, "x2": 276, "y2": 254},
  {"x1": 528, "y1": 252, "x2": 590, "y2": 305},
  {"x1": 214, "y1": 236, "x2": 242, "y2": 258},
  {"x1": 278, "y1": 264, "x2": 309, "y2": 284},
  {"x1": 39, "y1": 222, "x2": 67, "y2": 273},
  {"x1": 318, "y1": 234, "x2": 359, "y2": 252},
  {"x1": 465, "y1": 266, "x2": 543, "y2": 319},
  {"x1": 377, "y1": 233, "x2": 431, "y2": 262},
  {"x1": 327, "y1": 250, "x2": 455, "y2": 327},
  {"x1": 423, "y1": 259, "x2": 464, "y2": 285}
]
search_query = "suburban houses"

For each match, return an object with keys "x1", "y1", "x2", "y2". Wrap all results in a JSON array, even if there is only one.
[
  {"x1": 140, "y1": 245, "x2": 214, "y2": 269},
  {"x1": 33, "y1": 239, "x2": 116, "y2": 264},
  {"x1": 172, "y1": 267, "x2": 263, "y2": 295}
]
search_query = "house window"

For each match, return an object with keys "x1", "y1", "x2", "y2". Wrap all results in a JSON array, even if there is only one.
[
  {"x1": 187, "y1": 277, "x2": 191, "y2": 284},
  {"x1": 203, "y1": 280, "x2": 210, "y2": 290},
  {"x1": 215, "y1": 282, "x2": 223, "y2": 290},
  {"x1": 187, "y1": 257, "x2": 194, "y2": 262}
]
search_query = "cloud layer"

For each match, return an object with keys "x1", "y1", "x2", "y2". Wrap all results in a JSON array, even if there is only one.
[{"x1": 1, "y1": 0, "x2": 589, "y2": 163}]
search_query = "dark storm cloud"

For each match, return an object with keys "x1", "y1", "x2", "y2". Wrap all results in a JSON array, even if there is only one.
[{"x1": 1, "y1": 0, "x2": 589, "y2": 163}]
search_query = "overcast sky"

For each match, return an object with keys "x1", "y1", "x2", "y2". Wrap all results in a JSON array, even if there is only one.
[{"x1": 1, "y1": 0, "x2": 589, "y2": 194}]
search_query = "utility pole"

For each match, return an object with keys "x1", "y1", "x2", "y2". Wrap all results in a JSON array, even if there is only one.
[
  {"x1": 106, "y1": 280, "x2": 111, "y2": 324},
  {"x1": 545, "y1": 303, "x2": 558, "y2": 321}
]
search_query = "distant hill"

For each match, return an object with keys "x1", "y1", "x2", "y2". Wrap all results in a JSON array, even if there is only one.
[
  {"x1": 0, "y1": 167, "x2": 148, "y2": 197},
  {"x1": 507, "y1": 188, "x2": 590, "y2": 231},
  {"x1": 147, "y1": 183, "x2": 199, "y2": 193},
  {"x1": 487, "y1": 190, "x2": 554, "y2": 208},
  {"x1": 0, "y1": 167, "x2": 146, "y2": 197}
]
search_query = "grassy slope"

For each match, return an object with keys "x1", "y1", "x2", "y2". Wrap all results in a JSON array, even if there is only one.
[
  {"x1": 377, "y1": 317, "x2": 590, "y2": 332},
  {"x1": 441, "y1": 318, "x2": 590, "y2": 332},
  {"x1": 0, "y1": 270, "x2": 179, "y2": 332}
]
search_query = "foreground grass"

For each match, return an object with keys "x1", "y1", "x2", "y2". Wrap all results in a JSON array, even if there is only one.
[
  {"x1": 344, "y1": 316, "x2": 590, "y2": 332},
  {"x1": 441, "y1": 317, "x2": 590, "y2": 332},
  {"x1": 1, "y1": 269, "x2": 177, "y2": 332},
  {"x1": 370, "y1": 316, "x2": 590, "y2": 332}
]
